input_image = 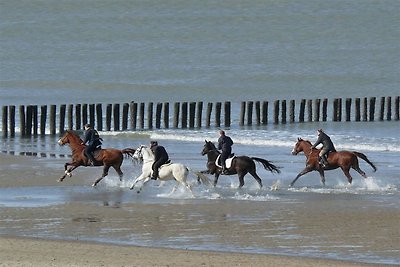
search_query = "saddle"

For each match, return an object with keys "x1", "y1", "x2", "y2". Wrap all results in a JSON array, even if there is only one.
[{"x1": 216, "y1": 154, "x2": 235, "y2": 169}]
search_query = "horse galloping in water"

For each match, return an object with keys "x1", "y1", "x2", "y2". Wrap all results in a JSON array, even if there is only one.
[
  {"x1": 290, "y1": 138, "x2": 377, "y2": 187},
  {"x1": 201, "y1": 140, "x2": 281, "y2": 188},
  {"x1": 58, "y1": 130, "x2": 136, "y2": 186}
]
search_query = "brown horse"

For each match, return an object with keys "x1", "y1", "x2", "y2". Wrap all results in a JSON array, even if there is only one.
[
  {"x1": 290, "y1": 138, "x2": 377, "y2": 187},
  {"x1": 58, "y1": 130, "x2": 136, "y2": 186},
  {"x1": 201, "y1": 140, "x2": 281, "y2": 188}
]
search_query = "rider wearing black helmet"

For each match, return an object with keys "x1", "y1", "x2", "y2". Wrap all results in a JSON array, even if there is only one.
[
  {"x1": 150, "y1": 141, "x2": 170, "y2": 180},
  {"x1": 81, "y1": 124, "x2": 102, "y2": 166},
  {"x1": 311, "y1": 129, "x2": 336, "y2": 167}
]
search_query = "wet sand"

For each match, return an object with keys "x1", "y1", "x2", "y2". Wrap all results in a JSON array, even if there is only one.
[{"x1": 0, "y1": 154, "x2": 398, "y2": 266}]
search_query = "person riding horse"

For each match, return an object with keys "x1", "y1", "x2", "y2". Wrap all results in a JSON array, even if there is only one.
[
  {"x1": 217, "y1": 130, "x2": 234, "y2": 174},
  {"x1": 81, "y1": 124, "x2": 102, "y2": 166},
  {"x1": 150, "y1": 141, "x2": 170, "y2": 180},
  {"x1": 310, "y1": 129, "x2": 336, "y2": 167}
]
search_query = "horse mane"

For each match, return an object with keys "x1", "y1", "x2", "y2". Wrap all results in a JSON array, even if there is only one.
[
  {"x1": 298, "y1": 138, "x2": 312, "y2": 146},
  {"x1": 66, "y1": 130, "x2": 84, "y2": 143}
]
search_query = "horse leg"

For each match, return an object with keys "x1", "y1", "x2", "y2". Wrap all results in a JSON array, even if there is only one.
[
  {"x1": 340, "y1": 167, "x2": 354, "y2": 184},
  {"x1": 92, "y1": 165, "x2": 111, "y2": 187},
  {"x1": 237, "y1": 171, "x2": 248, "y2": 188},
  {"x1": 213, "y1": 173, "x2": 221, "y2": 187},
  {"x1": 352, "y1": 164, "x2": 367, "y2": 178},
  {"x1": 317, "y1": 168, "x2": 326, "y2": 186},
  {"x1": 135, "y1": 178, "x2": 151, "y2": 193},
  {"x1": 59, "y1": 163, "x2": 77, "y2": 182},
  {"x1": 248, "y1": 169, "x2": 263, "y2": 189},
  {"x1": 113, "y1": 164, "x2": 124, "y2": 182},
  {"x1": 289, "y1": 166, "x2": 313, "y2": 187}
]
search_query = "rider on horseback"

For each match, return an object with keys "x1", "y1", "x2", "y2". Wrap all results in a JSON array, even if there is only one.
[
  {"x1": 150, "y1": 141, "x2": 170, "y2": 180},
  {"x1": 311, "y1": 129, "x2": 336, "y2": 167},
  {"x1": 81, "y1": 124, "x2": 102, "y2": 166},
  {"x1": 217, "y1": 130, "x2": 234, "y2": 174}
]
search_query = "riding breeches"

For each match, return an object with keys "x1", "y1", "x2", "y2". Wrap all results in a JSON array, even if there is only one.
[
  {"x1": 152, "y1": 157, "x2": 168, "y2": 177},
  {"x1": 220, "y1": 148, "x2": 231, "y2": 168},
  {"x1": 84, "y1": 144, "x2": 97, "y2": 161}
]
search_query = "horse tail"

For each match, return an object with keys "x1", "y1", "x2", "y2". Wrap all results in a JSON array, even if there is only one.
[
  {"x1": 121, "y1": 148, "x2": 136, "y2": 158},
  {"x1": 187, "y1": 167, "x2": 211, "y2": 186},
  {"x1": 353, "y1": 152, "x2": 377, "y2": 172},
  {"x1": 251, "y1": 157, "x2": 281, "y2": 174}
]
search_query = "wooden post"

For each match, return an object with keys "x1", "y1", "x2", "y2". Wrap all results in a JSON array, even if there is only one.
[
  {"x1": 338, "y1": 98, "x2": 343, "y2": 121},
  {"x1": 147, "y1": 102, "x2": 153, "y2": 129},
  {"x1": 362, "y1": 97, "x2": 368, "y2": 121},
  {"x1": 25, "y1": 105, "x2": 33, "y2": 136},
  {"x1": 386, "y1": 96, "x2": 392, "y2": 121},
  {"x1": 96, "y1": 104, "x2": 102, "y2": 131},
  {"x1": 163, "y1": 102, "x2": 169, "y2": 128},
  {"x1": 215, "y1": 102, "x2": 222, "y2": 127},
  {"x1": 345, "y1": 98, "x2": 352, "y2": 122},
  {"x1": 68, "y1": 104, "x2": 73, "y2": 130},
  {"x1": 139, "y1": 103, "x2": 145, "y2": 129},
  {"x1": 197, "y1": 101, "x2": 203, "y2": 128},
  {"x1": 307, "y1": 99, "x2": 312, "y2": 122},
  {"x1": 333, "y1": 99, "x2": 339, "y2": 122},
  {"x1": 50, "y1": 105, "x2": 56, "y2": 135},
  {"x1": 75, "y1": 104, "x2": 82, "y2": 130},
  {"x1": 262, "y1": 101, "x2": 268, "y2": 125},
  {"x1": 354, "y1": 98, "x2": 361, "y2": 121},
  {"x1": 155, "y1": 102, "x2": 162, "y2": 129},
  {"x1": 2, "y1": 106, "x2": 7, "y2": 138},
  {"x1": 189, "y1": 102, "x2": 196, "y2": 128},
  {"x1": 299, "y1": 99, "x2": 306, "y2": 123},
  {"x1": 32, "y1": 105, "x2": 38, "y2": 136},
  {"x1": 369, "y1": 97, "x2": 376, "y2": 121},
  {"x1": 59, "y1": 104, "x2": 66, "y2": 134},
  {"x1": 247, "y1": 101, "x2": 253, "y2": 125},
  {"x1": 181, "y1": 102, "x2": 188, "y2": 128},
  {"x1": 289, "y1": 100, "x2": 295, "y2": 123},
  {"x1": 106, "y1": 104, "x2": 112, "y2": 131},
  {"x1": 224, "y1": 101, "x2": 231, "y2": 127},
  {"x1": 89, "y1": 104, "x2": 95, "y2": 127},
  {"x1": 19, "y1": 105, "x2": 26, "y2": 137},
  {"x1": 82, "y1": 104, "x2": 88, "y2": 127},
  {"x1": 173, "y1": 102, "x2": 180, "y2": 128},
  {"x1": 130, "y1": 102, "x2": 137, "y2": 129},
  {"x1": 395, "y1": 96, "x2": 399, "y2": 121},
  {"x1": 9, "y1": 105, "x2": 16, "y2": 137},
  {"x1": 122, "y1": 103, "x2": 129, "y2": 130},
  {"x1": 281, "y1": 100, "x2": 287, "y2": 124},
  {"x1": 314, "y1": 99, "x2": 320, "y2": 122},
  {"x1": 40, "y1": 105, "x2": 47, "y2": 136},
  {"x1": 322, "y1": 98, "x2": 328, "y2": 121},
  {"x1": 379, "y1": 96, "x2": 385, "y2": 121},
  {"x1": 255, "y1": 101, "x2": 261, "y2": 125},
  {"x1": 239, "y1": 101, "x2": 245, "y2": 126},
  {"x1": 206, "y1": 102, "x2": 212, "y2": 127}
]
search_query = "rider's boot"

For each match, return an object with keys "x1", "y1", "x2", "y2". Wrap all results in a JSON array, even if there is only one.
[{"x1": 151, "y1": 170, "x2": 158, "y2": 180}]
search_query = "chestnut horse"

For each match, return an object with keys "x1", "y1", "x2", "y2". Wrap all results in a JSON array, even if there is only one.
[
  {"x1": 201, "y1": 140, "x2": 281, "y2": 188},
  {"x1": 58, "y1": 130, "x2": 136, "y2": 186},
  {"x1": 290, "y1": 138, "x2": 377, "y2": 187}
]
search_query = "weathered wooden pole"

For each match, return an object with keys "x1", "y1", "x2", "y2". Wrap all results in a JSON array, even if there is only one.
[
  {"x1": 355, "y1": 98, "x2": 361, "y2": 121},
  {"x1": 322, "y1": 98, "x2": 328, "y2": 121},
  {"x1": 345, "y1": 98, "x2": 352, "y2": 122},
  {"x1": 50, "y1": 105, "x2": 56, "y2": 135},
  {"x1": 189, "y1": 102, "x2": 196, "y2": 128},
  {"x1": 25, "y1": 105, "x2": 33, "y2": 136},
  {"x1": 75, "y1": 104, "x2": 82, "y2": 130},
  {"x1": 307, "y1": 99, "x2": 312, "y2": 122},
  {"x1": 247, "y1": 101, "x2": 253, "y2": 125},
  {"x1": 2, "y1": 106, "x2": 7, "y2": 138},
  {"x1": 289, "y1": 100, "x2": 295, "y2": 123},
  {"x1": 395, "y1": 96, "x2": 399, "y2": 121},
  {"x1": 19, "y1": 105, "x2": 26, "y2": 137},
  {"x1": 273, "y1": 100, "x2": 279, "y2": 124},
  {"x1": 106, "y1": 104, "x2": 112, "y2": 131},
  {"x1": 197, "y1": 101, "x2": 203, "y2": 128},
  {"x1": 59, "y1": 104, "x2": 66, "y2": 134},
  {"x1": 130, "y1": 102, "x2": 137, "y2": 130},
  {"x1": 239, "y1": 101, "x2": 245, "y2": 126},
  {"x1": 181, "y1": 102, "x2": 188, "y2": 128},
  {"x1": 173, "y1": 102, "x2": 180, "y2": 128},
  {"x1": 32, "y1": 105, "x2": 38, "y2": 136},
  {"x1": 122, "y1": 103, "x2": 129, "y2": 130},
  {"x1": 333, "y1": 99, "x2": 339, "y2": 122},
  {"x1": 147, "y1": 102, "x2": 153, "y2": 129},
  {"x1": 82, "y1": 104, "x2": 88, "y2": 126},
  {"x1": 262, "y1": 101, "x2": 268, "y2": 125},
  {"x1": 362, "y1": 97, "x2": 368, "y2": 121},
  {"x1": 224, "y1": 101, "x2": 231, "y2": 127},
  {"x1": 89, "y1": 104, "x2": 95, "y2": 128},
  {"x1": 386, "y1": 96, "x2": 392, "y2": 121},
  {"x1": 281, "y1": 100, "x2": 287, "y2": 124},
  {"x1": 299, "y1": 99, "x2": 306, "y2": 123},
  {"x1": 206, "y1": 102, "x2": 212, "y2": 127},
  {"x1": 155, "y1": 102, "x2": 162, "y2": 129},
  {"x1": 379, "y1": 96, "x2": 385, "y2": 121},
  {"x1": 139, "y1": 103, "x2": 145, "y2": 129},
  {"x1": 163, "y1": 102, "x2": 169, "y2": 128},
  {"x1": 255, "y1": 101, "x2": 261, "y2": 125},
  {"x1": 96, "y1": 104, "x2": 102, "y2": 131},
  {"x1": 9, "y1": 105, "x2": 16, "y2": 137},
  {"x1": 40, "y1": 105, "x2": 47, "y2": 136},
  {"x1": 215, "y1": 102, "x2": 222, "y2": 127},
  {"x1": 67, "y1": 104, "x2": 73, "y2": 130},
  {"x1": 369, "y1": 97, "x2": 376, "y2": 121},
  {"x1": 314, "y1": 99, "x2": 320, "y2": 122}
]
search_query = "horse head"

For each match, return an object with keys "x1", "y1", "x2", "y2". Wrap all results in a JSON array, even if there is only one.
[
  {"x1": 134, "y1": 145, "x2": 155, "y2": 162},
  {"x1": 292, "y1": 138, "x2": 312, "y2": 155},
  {"x1": 133, "y1": 145, "x2": 145, "y2": 161},
  {"x1": 58, "y1": 130, "x2": 84, "y2": 147},
  {"x1": 201, "y1": 140, "x2": 218, "y2": 156}
]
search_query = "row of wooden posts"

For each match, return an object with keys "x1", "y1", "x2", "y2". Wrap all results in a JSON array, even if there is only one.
[{"x1": 1, "y1": 96, "x2": 399, "y2": 138}]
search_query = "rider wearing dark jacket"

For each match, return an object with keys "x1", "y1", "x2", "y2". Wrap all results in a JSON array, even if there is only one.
[
  {"x1": 311, "y1": 129, "x2": 336, "y2": 167},
  {"x1": 81, "y1": 124, "x2": 102, "y2": 166},
  {"x1": 217, "y1": 130, "x2": 234, "y2": 173},
  {"x1": 150, "y1": 141, "x2": 170, "y2": 180}
]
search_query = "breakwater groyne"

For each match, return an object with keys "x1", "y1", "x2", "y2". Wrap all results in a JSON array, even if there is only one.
[{"x1": 2, "y1": 96, "x2": 399, "y2": 138}]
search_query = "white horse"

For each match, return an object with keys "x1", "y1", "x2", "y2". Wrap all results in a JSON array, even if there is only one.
[{"x1": 129, "y1": 145, "x2": 195, "y2": 196}]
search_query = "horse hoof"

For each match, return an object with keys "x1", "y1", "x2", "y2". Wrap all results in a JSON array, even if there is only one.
[
  {"x1": 92, "y1": 183, "x2": 96, "y2": 187},
  {"x1": 58, "y1": 179, "x2": 63, "y2": 182},
  {"x1": 137, "y1": 191, "x2": 140, "y2": 194},
  {"x1": 67, "y1": 172, "x2": 72, "y2": 177}
]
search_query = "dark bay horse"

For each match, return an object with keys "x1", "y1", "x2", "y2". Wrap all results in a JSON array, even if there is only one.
[
  {"x1": 290, "y1": 138, "x2": 377, "y2": 187},
  {"x1": 201, "y1": 140, "x2": 281, "y2": 188},
  {"x1": 58, "y1": 130, "x2": 136, "y2": 186}
]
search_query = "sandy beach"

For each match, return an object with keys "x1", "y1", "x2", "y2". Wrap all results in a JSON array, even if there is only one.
[{"x1": 0, "y1": 153, "x2": 398, "y2": 266}]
